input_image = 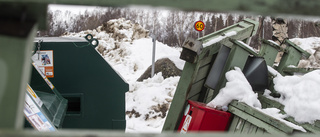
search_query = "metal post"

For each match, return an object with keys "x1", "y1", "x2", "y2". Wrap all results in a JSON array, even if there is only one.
[{"x1": 151, "y1": 34, "x2": 156, "y2": 77}]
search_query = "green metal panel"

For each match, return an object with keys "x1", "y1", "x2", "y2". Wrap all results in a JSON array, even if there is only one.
[
  {"x1": 248, "y1": 124, "x2": 258, "y2": 134},
  {"x1": 234, "y1": 118, "x2": 245, "y2": 134},
  {"x1": 163, "y1": 62, "x2": 198, "y2": 131},
  {"x1": 284, "y1": 39, "x2": 310, "y2": 59},
  {"x1": 228, "y1": 115, "x2": 240, "y2": 133},
  {"x1": 198, "y1": 19, "x2": 258, "y2": 49},
  {"x1": 255, "y1": 128, "x2": 266, "y2": 134},
  {"x1": 276, "y1": 39, "x2": 312, "y2": 75},
  {"x1": 31, "y1": 37, "x2": 128, "y2": 130},
  {"x1": 0, "y1": 24, "x2": 38, "y2": 129},
  {"x1": 228, "y1": 102, "x2": 291, "y2": 135},
  {"x1": 241, "y1": 121, "x2": 252, "y2": 133},
  {"x1": 229, "y1": 101, "x2": 296, "y2": 134},
  {"x1": 259, "y1": 40, "x2": 282, "y2": 66},
  {"x1": 277, "y1": 46, "x2": 302, "y2": 75},
  {"x1": 228, "y1": 115, "x2": 263, "y2": 134}
]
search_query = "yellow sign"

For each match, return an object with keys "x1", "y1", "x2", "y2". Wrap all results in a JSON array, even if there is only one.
[
  {"x1": 27, "y1": 84, "x2": 37, "y2": 99},
  {"x1": 194, "y1": 21, "x2": 205, "y2": 31},
  {"x1": 26, "y1": 84, "x2": 43, "y2": 107}
]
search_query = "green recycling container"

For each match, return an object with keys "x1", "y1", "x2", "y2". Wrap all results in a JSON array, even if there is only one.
[{"x1": 31, "y1": 36, "x2": 128, "y2": 130}]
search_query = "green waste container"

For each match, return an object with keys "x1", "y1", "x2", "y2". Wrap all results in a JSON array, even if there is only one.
[{"x1": 31, "y1": 36, "x2": 128, "y2": 130}]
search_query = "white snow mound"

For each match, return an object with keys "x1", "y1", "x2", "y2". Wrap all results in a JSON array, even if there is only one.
[
  {"x1": 207, "y1": 67, "x2": 261, "y2": 108},
  {"x1": 274, "y1": 70, "x2": 320, "y2": 124},
  {"x1": 290, "y1": 37, "x2": 320, "y2": 68}
]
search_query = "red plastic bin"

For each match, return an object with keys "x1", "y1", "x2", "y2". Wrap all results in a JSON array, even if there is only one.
[{"x1": 178, "y1": 100, "x2": 233, "y2": 133}]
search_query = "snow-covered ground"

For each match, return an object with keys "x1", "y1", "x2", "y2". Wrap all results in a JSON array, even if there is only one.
[
  {"x1": 62, "y1": 18, "x2": 320, "y2": 133},
  {"x1": 291, "y1": 37, "x2": 320, "y2": 68}
]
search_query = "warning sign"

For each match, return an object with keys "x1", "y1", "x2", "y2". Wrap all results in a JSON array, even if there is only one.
[
  {"x1": 32, "y1": 50, "x2": 54, "y2": 78},
  {"x1": 180, "y1": 114, "x2": 192, "y2": 134}
]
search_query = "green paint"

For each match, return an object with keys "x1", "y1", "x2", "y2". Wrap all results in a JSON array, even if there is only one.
[
  {"x1": 229, "y1": 101, "x2": 295, "y2": 134},
  {"x1": 162, "y1": 62, "x2": 197, "y2": 131},
  {"x1": 259, "y1": 40, "x2": 281, "y2": 66},
  {"x1": 0, "y1": 24, "x2": 38, "y2": 129},
  {"x1": 228, "y1": 103, "x2": 289, "y2": 135},
  {"x1": 31, "y1": 38, "x2": 128, "y2": 130}
]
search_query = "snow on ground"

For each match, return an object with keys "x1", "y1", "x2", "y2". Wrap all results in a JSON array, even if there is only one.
[
  {"x1": 63, "y1": 18, "x2": 184, "y2": 133},
  {"x1": 273, "y1": 70, "x2": 320, "y2": 124},
  {"x1": 207, "y1": 67, "x2": 261, "y2": 108},
  {"x1": 290, "y1": 37, "x2": 320, "y2": 68}
]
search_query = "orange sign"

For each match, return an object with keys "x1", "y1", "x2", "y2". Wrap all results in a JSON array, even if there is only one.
[
  {"x1": 194, "y1": 21, "x2": 205, "y2": 31},
  {"x1": 32, "y1": 50, "x2": 54, "y2": 78}
]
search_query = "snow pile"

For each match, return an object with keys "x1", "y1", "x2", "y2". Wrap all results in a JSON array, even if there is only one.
[
  {"x1": 273, "y1": 70, "x2": 320, "y2": 124},
  {"x1": 63, "y1": 18, "x2": 184, "y2": 133},
  {"x1": 126, "y1": 73, "x2": 179, "y2": 133},
  {"x1": 207, "y1": 67, "x2": 261, "y2": 108},
  {"x1": 290, "y1": 37, "x2": 320, "y2": 68},
  {"x1": 100, "y1": 18, "x2": 149, "y2": 42},
  {"x1": 207, "y1": 67, "x2": 306, "y2": 132}
]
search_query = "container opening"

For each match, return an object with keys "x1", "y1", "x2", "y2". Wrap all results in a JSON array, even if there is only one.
[{"x1": 65, "y1": 96, "x2": 81, "y2": 115}]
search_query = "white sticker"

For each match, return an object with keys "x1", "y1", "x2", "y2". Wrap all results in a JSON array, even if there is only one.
[
  {"x1": 184, "y1": 104, "x2": 190, "y2": 116},
  {"x1": 32, "y1": 63, "x2": 55, "y2": 90},
  {"x1": 180, "y1": 114, "x2": 192, "y2": 134},
  {"x1": 24, "y1": 94, "x2": 56, "y2": 131}
]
